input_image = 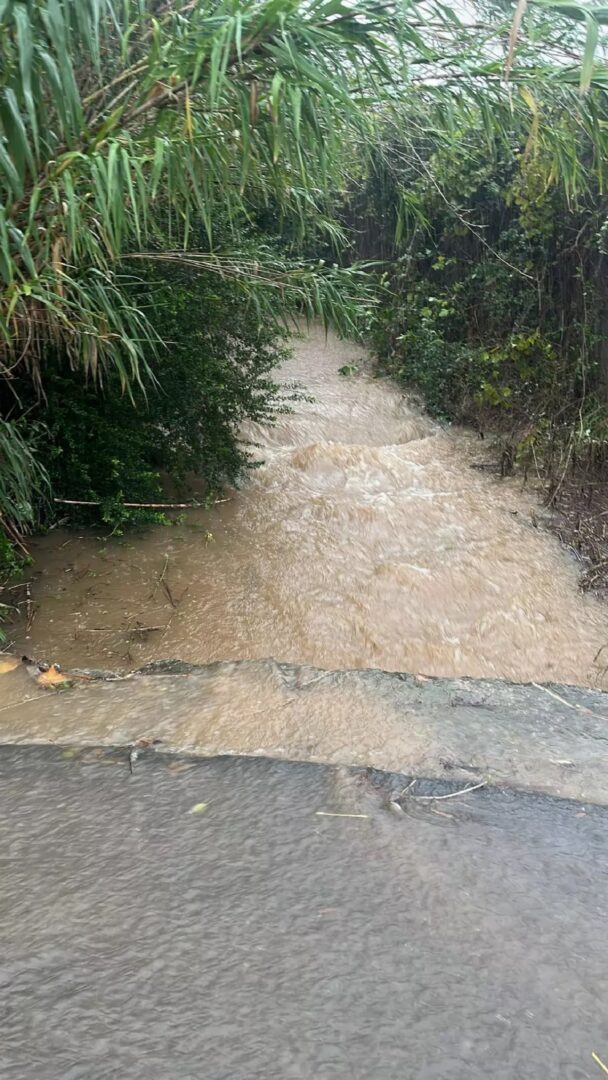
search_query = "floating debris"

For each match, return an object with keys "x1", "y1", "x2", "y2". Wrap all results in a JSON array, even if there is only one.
[
  {"x1": 20, "y1": 655, "x2": 74, "y2": 689},
  {"x1": 408, "y1": 780, "x2": 486, "y2": 802},
  {"x1": 127, "y1": 737, "x2": 162, "y2": 774},
  {"x1": 35, "y1": 664, "x2": 73, "y2": 689}
]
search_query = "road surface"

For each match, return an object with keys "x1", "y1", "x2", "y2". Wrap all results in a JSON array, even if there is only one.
[{"x1": 2, "y1": 746, "x2": 608, "y2": 1079}]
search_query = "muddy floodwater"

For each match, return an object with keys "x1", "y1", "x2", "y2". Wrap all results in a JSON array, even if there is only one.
[
  {"x1": 3, "y1": 748, "x2": 608, "y2": 1080},
  {"x1": 8, "y1": 327, "x2": 608, "y2": 686},
  {"x1": 5, "y1": 331, "x2": 608, "y2": 1079}
]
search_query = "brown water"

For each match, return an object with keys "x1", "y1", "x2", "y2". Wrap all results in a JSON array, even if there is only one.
[{"x1": 8, "y1": 327, "x2": 608, "y2": 686}]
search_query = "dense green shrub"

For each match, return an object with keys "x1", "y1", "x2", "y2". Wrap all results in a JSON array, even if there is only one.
[
  {"x1": 366, "y1": 106, "x2": 608, "y2": 466},
  {"x1": 39, "y1": 368, "x2": 166, "y2": 531},
  {"x1": 0, "y1": 418, "x2": 47, "y2": 634},
  {"x1": 134, "y1": 264, "x2": 292, "y2": 487},
  {"x1": 375, "y1": 276, "x2": 563, "y2": 430},
  {"x1": 27, "y1": 266, "x2": 291, "y2": 532}
]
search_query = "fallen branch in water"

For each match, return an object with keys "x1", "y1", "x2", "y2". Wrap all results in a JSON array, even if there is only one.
[
  {"x1": 150, "y1": 553, "x2": 176, "y2": 608},
  {"x1": 532, "y1": 682, "x2": 608, "y2": 724},
  {"x1": 54, "y1": 498, "x2": 207, "y2": 509},
  {"x1": 54, "y1": 497, "x2": 231, "y2": 510},
  {"x1": 406, "y1": 781, "x2": 488, "y2": 799},
  {"x1": 0, "y1": 693, "x2": 48, "y2": 715},
  {"x1": 158, "y1": 553, "x2": 169, "y2": 587},
  {"x1": 593, "y1": 1052, "x2": 608, "y2": 1076},
  {"x1": 25, "y1": 582, "x2": 35, "y2": 632},
  {"x1": 77, "y1": 620, "x2": 171, "y2": 638},
  {"x1": 160, "y1": 555, "x2": 176, "y2": 608}
]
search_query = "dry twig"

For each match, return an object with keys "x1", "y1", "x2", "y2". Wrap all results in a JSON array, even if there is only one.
[{"x1": 404, "y1": 779, "x2": 486, "y2": 801}]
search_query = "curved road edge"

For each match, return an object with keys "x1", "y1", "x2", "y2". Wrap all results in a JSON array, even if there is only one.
[{"x1": 2, "y1": 657, "x2": 608, "y2": 804}]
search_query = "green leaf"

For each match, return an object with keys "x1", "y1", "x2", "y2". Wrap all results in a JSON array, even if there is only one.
[
  {"x1": 9, "y1": 225, "x2": 37, "y2": 278},
  {"x1": 151, "y1": 136, "x2": 165, "y2": 197},
  {"x1": 0, "y1": 139, "x2": 23, "y2": 198},
  {"x1": 580, "y1": 13, "x2": 599, "y2": 93},
  {"x1": 270, "y1": 71, "x2": 284, "y2": 122},
  {"x1": 90, "y1": 104, "x2": 127, "y2": 148},
  {"x1": 0, "y1": 206, "x2": 13, "y2": 285},
  {"x1": 37, "y1": 48, "x2": 69, "y2": 132},
  {"x1": 13, "y1": 3, "x2": 39, "y2": 154}
]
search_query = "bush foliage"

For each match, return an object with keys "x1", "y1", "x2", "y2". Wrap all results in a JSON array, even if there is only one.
[
  {"x1": 26, "y1": 265, "x2": 292, "y2": 532},
  {"x1": 366, "y1": 98, "x2": 608, "y2": 498}
]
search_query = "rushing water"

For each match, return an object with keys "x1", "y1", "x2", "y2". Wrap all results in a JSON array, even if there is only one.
[
  {"x1": 8, "y1": 326, "x2": 608, "y2": 686},
  {"x1": 5, "y1": 336, "x2": 608, "y2": 1079}
]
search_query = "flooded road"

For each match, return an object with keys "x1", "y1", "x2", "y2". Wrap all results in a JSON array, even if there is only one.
[
  {"x1": 9, "y1": 327, "x2": 608, "y2": 686},
  {"x1": 5, "y1": 337, "x2": 608, "y2": 1080},
  {"x1": 3, "y1": 748, "x2": 608, "y2": 1079}
]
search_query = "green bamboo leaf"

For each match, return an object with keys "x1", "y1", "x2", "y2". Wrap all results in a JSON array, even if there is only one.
[
  {"x1": 208, "y1": 36, "x2": 223, "y2": 106},
  {"x1": 88, "y1": 0, "x2": 103, "y2": 69},
  {"x1": 0, "y1": 88, "x2": 34, "y2": 182},
  {"x1": 0, "y1": 206, "x2": 14, "y2": 285},
  {"x1": 151, "y1": 136, "x2": 165, "y2": 197},
  {"x1": 12, "y1": 3, "x2": 39, "y2": 154},
  {"x1": 530, "y1": 1, "x2": 587, "y2": 21},
  {"x1": 107, "y1": 140, "x2": 119, "y2": 200},
  {"x1": 26, "y1": 183, "x2": 41, "y2": 233},
  {"x1": 235, "y1": 10, "x2": 243, "y2": 63},
  {"x1": 121, "y1": 147, "x2": 141, "y2": 243},
  {"x1": 37, "y1": 48, "x2": 69, "y2": 133},
  {"x1": 132, "y1": 158, "x2": 149, "y2": 237},
  {"x1": 580, "y1": 13, "x2": 599, "y2": 93},
  {"x1": 90, "y1": 104, "x2": 127, "y2": 148},
  {"x1": 270, "y1": 71, "x2": 284, "y2": 122},
  {"x1": 0, "y1": 139, "x2": 23, "y2": 198},
  {"x1": 291, "y1": 85, "x2": 302, "y2": 139},
  {"x1": 9, "y1": 225, "x2": 37, "y2": 279},
  {"x1": 59, "y1": 170, "x2": 78, "y2": 253},
  {"x1": 42, "y1": 0, "x2": 83, "y2": 135}
]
